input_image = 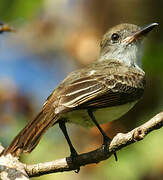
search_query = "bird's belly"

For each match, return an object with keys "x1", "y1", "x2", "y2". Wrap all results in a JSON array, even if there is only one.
[{"x1": 63, "y1": 101, "x2": 137, "y2": 128}]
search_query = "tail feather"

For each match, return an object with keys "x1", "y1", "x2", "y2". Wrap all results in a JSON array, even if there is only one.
[{"x1": 1, "y1": 110, "x2": 59, "y2": 157}]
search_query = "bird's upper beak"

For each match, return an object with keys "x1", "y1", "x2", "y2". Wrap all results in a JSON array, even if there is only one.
[{"x1": 123, "y1": 23, "x2": 158, "y2": 44}]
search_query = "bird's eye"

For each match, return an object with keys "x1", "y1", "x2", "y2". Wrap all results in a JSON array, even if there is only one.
[{"x1": 111, "y1": 33, "x2": 120, "y2": 42}]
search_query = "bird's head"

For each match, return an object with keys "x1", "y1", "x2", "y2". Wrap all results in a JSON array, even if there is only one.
[{"x1": 99, "y1": 23, "x2": 158, "y2": 69}]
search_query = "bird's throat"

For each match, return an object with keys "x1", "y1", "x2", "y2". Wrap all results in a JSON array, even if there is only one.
[{"x1": 99, "y1": 43, "x2": 143, "y2": 70}]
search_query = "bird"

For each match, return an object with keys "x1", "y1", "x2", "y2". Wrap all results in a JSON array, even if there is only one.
[
  {"x1": 1, "y1": 23, "x2": 158, "y2": 162},
  {"x1": 0, "y1": 22, "x2": 15, "y2": 33}
]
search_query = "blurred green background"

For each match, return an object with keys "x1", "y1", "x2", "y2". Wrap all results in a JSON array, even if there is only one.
[{"x1": 0, "y1": 0, "x2": 163, "y2": 179}]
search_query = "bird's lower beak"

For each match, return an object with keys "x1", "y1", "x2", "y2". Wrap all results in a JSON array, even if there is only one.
[{"x1": 123, "y1": 23, "x2": 158, "y2": 44}]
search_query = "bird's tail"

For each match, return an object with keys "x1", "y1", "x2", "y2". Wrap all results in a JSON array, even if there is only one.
[{"x1": 1, "y1": 110, "x2": 59, "y2": 157}]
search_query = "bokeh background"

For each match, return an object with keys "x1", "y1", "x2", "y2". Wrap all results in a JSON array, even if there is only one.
[{"x1": 0, "y1": 0, "x2": 163, "y2": 179}]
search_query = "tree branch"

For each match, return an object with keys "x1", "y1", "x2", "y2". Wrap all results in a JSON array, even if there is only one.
[
  {"x1": 0, "y1": 112, "x2": 163, "y2": 179},
  {"x1": 25, "y1": 112, "x2": 163, "y2": 177},
  {"x1": 0, "y1": 146, "x2": 29, "y2": 180}
]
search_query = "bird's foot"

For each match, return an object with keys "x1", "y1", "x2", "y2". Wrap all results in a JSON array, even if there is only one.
[
  {"x1": 102, "y1": 136, "x2": 118, "y2": 161},
  {"x1": 70, "y1": 149, "x2": 80, "y2": 173}
]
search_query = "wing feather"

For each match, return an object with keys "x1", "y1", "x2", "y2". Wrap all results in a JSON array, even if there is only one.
[
  {"x1": 45, "y1": 60, "x2": 145, "y2": 113},
  {"x1": 58, "y1": 74, "x2": 145, "y2": 109}
]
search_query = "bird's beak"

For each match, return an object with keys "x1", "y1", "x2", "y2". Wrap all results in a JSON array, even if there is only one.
[{"x1": 123, "y1": 23, "x2": 158, "y2": 44}]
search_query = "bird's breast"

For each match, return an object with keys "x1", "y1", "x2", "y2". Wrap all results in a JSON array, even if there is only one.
[{"x1": 61, "y1": 101, "x2": 137, "y2": 127}]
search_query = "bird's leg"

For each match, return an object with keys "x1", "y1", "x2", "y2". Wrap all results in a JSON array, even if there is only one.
[
  {"x1": 88, "y1": 109, "x2": 118, "y2": 161},
  {"x1": 59, "y1": 121, "x2": 80, "y2": 172},
  {"x1": 59, "y1": 121, "x2": 78, "y2": 157}
]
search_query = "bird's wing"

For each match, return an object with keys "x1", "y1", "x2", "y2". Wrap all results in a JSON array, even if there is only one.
[{"x1": 53, "y1": 62, "x2": 145, "y2": 111}]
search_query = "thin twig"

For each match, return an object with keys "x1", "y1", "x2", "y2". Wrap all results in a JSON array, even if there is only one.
[
  {"x1": 24, "y1": 112, "x2": 163, "y2": 177},
  {"x1": 0, "y1": 112, "x2": 163, "y2": 179}
]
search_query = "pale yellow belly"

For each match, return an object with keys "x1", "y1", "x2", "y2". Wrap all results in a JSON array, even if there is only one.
[{"x1": 62, "y1": 101, "x2": 137, "y2": 128}]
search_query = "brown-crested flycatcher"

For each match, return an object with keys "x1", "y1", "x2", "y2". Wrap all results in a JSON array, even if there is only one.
[{"x1": 1, "y1": 23, "x2": 158, "y2": 162}]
